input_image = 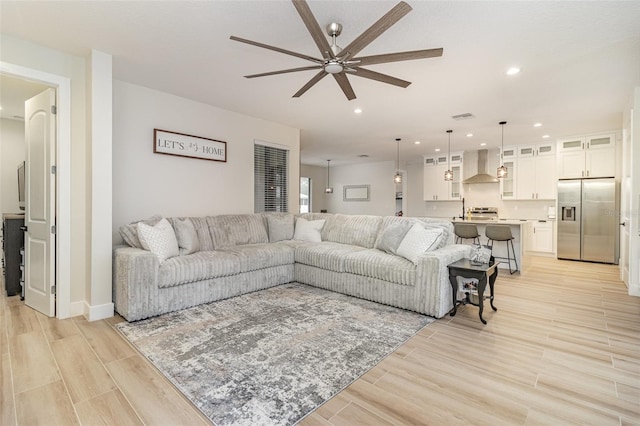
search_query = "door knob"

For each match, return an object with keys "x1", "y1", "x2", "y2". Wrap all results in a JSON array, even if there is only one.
[
  {"x1": 620, "y1": 222, "x2": 626, "y2": 227},
  {"x1": 19, "y1": 226, "x2": 28, "y2": 232}
]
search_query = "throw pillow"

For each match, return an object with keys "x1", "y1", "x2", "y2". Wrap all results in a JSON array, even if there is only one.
[
  {"x1": 374, "y1": 221, "x2": 414, "y2": 255},
  {"x1": 119, "y1": 215, "x2": 162, "y2": 248},
  {"x1": 172, "y1": 218, "x2": 200, "y2": 255},
  {"x1": 137, "y1": 218, "x2": 180, "y2": 262},
  {"x1": 267, "y1": 214, "x2": 295, "y2": 242},
  {"x1": 396, "y1": 223, "x2": 444, "y2": 264},
  {"x1": 293, "y1": 218, "x2": 325, "y2": 243}
]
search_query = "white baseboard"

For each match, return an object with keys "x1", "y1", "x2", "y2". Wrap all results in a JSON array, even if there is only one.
[{"x1": 86, "y1": 301, "x2": 115, "y2": 321}]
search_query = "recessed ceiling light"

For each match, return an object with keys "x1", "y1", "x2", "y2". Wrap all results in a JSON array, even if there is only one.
[
  {"x1": 480, "y1": 142, "x2": 487, "y2": 146},
  {"x1": 533, "y1": 122, "x2": 542, "y2": 127},
  {"x1": 414, "y1": 141, "x2": 421, "y2": 145},
  {"x1": 542, "y1": 135, "x2": 550, "y2": 139},
  {"x1": 466, "y1": 133, "x2": 473, "y2": 137},
  {"x1": 435, "y1": 148, "x2": 441, "y2": 152},
  {"x1": 354, "y1": 108, "x2": 362, "y2": 114},
  {"x1": 506, "y1": 67, "x2": 520, "y2": 75}
]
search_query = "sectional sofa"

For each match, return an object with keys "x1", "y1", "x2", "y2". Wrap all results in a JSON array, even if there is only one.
[{"x1": 113, "y1": 213, "x2": 471, "y2": 321}]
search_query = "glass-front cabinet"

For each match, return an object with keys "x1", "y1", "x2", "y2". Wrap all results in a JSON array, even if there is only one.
[{"x1": 500, "y1": 159, "x2": 516, "y2": 200}]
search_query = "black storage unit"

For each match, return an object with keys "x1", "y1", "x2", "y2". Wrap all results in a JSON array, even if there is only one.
[{"x1": 2, "y1": 213, "x2": 25, "y2": 296}]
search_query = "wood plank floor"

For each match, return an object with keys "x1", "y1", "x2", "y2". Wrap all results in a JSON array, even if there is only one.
[{"x1": 2, "y1": 256, "x2": 639, "y2": 425}]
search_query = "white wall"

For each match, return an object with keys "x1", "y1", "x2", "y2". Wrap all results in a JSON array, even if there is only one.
[
  {"x1": 324, "y1": 160, "x2": 396, "y2": 216},
  {"x1": 112, "y1": 80, "x2": 300, "y2": 242},
  {"x1": 0, "y1": 118, "x2": 25, "y2": 214}
]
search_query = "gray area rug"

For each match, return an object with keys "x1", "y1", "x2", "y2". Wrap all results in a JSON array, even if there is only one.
[{"x1": 115, "y1": 283, "x2": 433, "y2": 425}]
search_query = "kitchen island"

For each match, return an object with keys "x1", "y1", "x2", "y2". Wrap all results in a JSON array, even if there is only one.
[{"x1": 451, "y1": 219, "x2": 528, "y2": 272}]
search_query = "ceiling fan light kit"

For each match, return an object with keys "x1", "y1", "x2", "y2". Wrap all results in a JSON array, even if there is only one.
[{"x1": 230, "y1": 0, "x2": 443, "y2": 100}]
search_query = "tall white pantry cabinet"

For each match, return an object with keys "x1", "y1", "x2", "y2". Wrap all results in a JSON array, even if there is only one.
[{"x1": 423, "y1": 152, "x2": 463, "y2": 201}]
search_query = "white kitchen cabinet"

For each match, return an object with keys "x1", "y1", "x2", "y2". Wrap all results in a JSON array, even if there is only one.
[
  {"x1": 557, "y1": 133, "x2": 616, "y2": 179},
  {"x1": 515, "y1": 143, "x2": 557, "y2": 200},
  {"x1": 527, "y1": 221, "x2": 554, "y2": 254},
  {"x1": 423, "y1": 153, "x2": 463, "y2": 201}
]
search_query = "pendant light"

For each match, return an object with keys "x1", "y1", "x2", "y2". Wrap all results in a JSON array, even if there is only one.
[
  {"x1": 497, "y1": 121, "x2": 508, "y2": 179},
  {"x1": 444, "y1": 130, "x2": 453, "y2": 181},
  {"x1": 394, "y1": 138, "x2": 402, "y2": 184},
  {"x1": 324, "y1": 159, "x2": 334, "y2": 193}
]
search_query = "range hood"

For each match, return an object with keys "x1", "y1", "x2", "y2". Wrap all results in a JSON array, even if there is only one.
[{"x1": 463, "y1": 149, "x2": 499, "y2": 184}]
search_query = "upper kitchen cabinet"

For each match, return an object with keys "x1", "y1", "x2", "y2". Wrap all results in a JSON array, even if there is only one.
[
  {"x1": 423, "y1": 152, "x2": 463, "y2": 201},
  {"x1": 557, "y1": 133, "x2": 616, "y2": 179},
  {"x1": 516, "y1": 143, "x2": 557, "y2": 200}
]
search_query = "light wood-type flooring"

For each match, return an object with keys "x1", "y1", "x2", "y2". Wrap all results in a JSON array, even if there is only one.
[{"x1": 1, "y1": 256, "x2": 639, "y2": 425}]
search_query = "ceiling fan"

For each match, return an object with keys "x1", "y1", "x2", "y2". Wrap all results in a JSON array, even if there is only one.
[{"x1": 230, "y1": 0, "x2": 443, "y2": 100}]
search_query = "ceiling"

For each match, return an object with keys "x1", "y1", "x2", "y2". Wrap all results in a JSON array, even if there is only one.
[{"x1": 1, "y1": 1, "x2": 639, "y2": 166}]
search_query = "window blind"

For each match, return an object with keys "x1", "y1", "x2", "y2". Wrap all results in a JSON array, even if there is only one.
[{"x1": 254, "y1": 143, "x2": 289, "y2": 213}]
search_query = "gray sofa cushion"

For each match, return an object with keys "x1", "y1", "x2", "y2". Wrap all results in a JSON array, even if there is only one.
[
  {"x1": 220, "y1": 243, "x2": 294, "y2": 273},
  {"x1": 158, "y1": 250, "x2": 241, "y2": 288},
  {"x1": 265, "y1": 214, "x2": 295, "y2": 242},
  {"x1": 374, "y1": 221, "x2": 414, "y2": 255},
  {"x1": 171, "y1": 218, "x2": 200, "y2": 255},
  {"x1": 295, "y1": 242, "x2": 366, "y2": 273},
  {"x1": 207, "y1": 214, "x2": 269, "y2": 249},
  {"x1": 344, "y1": 249, "x2": 416, "y2": 286},
  {"x1": 189, "y1": 217, "x2": 215, "y2": 251},
  {"x1": 321, "y1": 214, "x2": 383, "y2": 248}
]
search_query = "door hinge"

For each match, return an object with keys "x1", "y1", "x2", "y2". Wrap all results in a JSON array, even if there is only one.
[
  {"x1": 51, "y1": 285, "x2": 56, "y2": 295},
  {"x1": 51, "y1": 165, "x2": 57, "y2": 175},
  {"x1": 51, "y1": 105, "x2": 57, "y2": 115},
  {"x1": 51, "y1": 225, "x2": 56, "y2": 234}
]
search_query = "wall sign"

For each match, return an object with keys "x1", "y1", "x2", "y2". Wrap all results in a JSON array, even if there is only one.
[{"x1": 154, "y1": 129, "x2": 227, "y2": 162}]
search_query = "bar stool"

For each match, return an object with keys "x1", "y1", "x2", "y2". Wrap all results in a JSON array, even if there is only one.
[
  {"x1": 485, "y1": 225, "x2": 518, "y2": 274},
  {"x1": 454, "y1": 223, "x2": 480, "y2": 245}
]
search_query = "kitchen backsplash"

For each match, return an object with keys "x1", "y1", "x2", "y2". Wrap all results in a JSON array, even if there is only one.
[{"x1": 408, "y1": 180, "x2": 556, "y2": 220}]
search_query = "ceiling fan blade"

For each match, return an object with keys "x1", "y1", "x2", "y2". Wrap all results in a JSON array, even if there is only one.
[
  {"x1": 332, "y1": 73, "x2": 356, "y2": 100},
  {"x1": 230, "y1": 35, "x2": 322, "y2": 64},
  {"x1": 293, "y1": 71, "x2": 328, "y2": 98},
  {"x1": 245, "y1": 66, "x2": 323, "y2": 79},
  {"x1": 340, "y1": 1, "x2": 412, "y2": 61},
  {"x1": 348, "y1": 67, "x2": 411, "y2": 88},
  {"x1": 292, "y1": 0, "x2": 335, "y2": 59},
  {"x1": 356, "y1": 48, "x2": 443, "y2": 66}
]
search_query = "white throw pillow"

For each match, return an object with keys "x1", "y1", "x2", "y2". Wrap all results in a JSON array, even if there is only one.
[
  {"x1": 293, "y1": 218, "x2": 325, "y2": 242},
  {"x1": 137, "y1": 218, "x2": 180, "y2": 262},
  {"x1": 396, "y1": 223, "x2": 443, "y2": 264}
]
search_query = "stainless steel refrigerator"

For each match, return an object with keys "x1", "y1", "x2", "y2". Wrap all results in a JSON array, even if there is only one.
[{"x1": 557, "y1": 178, "x2": 618, "y2": 263}]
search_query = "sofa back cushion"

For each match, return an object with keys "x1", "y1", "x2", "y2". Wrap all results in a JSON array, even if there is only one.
[
  {"x1": 321, "y1": 214, "x2": 383, "y2": 248},
  {"x1": 376, "y1": 216, "x2": 454, "y2": 249},
  {"x1": 207, "y1": 214, "x2": 269, "y2": 249}
]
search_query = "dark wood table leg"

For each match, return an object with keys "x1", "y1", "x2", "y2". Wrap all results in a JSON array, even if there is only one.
[
  {"x1": 477, "y1": 274, "x2": 487, "y2": 325},
  {"x1": 449, "y1": 274, "x2": 458, "y2": 317},
  {"x1": 489, "y1": 266, "x2": 498, "y2": 312}
]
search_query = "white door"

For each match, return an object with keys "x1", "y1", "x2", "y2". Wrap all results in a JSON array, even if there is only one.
[{"x1": 24, "y1": 88, "x2": 56, "y2": 316}]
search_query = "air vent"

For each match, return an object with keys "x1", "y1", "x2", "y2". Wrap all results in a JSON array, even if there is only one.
[
  {"x1": 452, "y1": 113, "x2": 475, "y2": 120},
  {"x1": 357, "y1": 154, "x2": 369, "y2": 158}
]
